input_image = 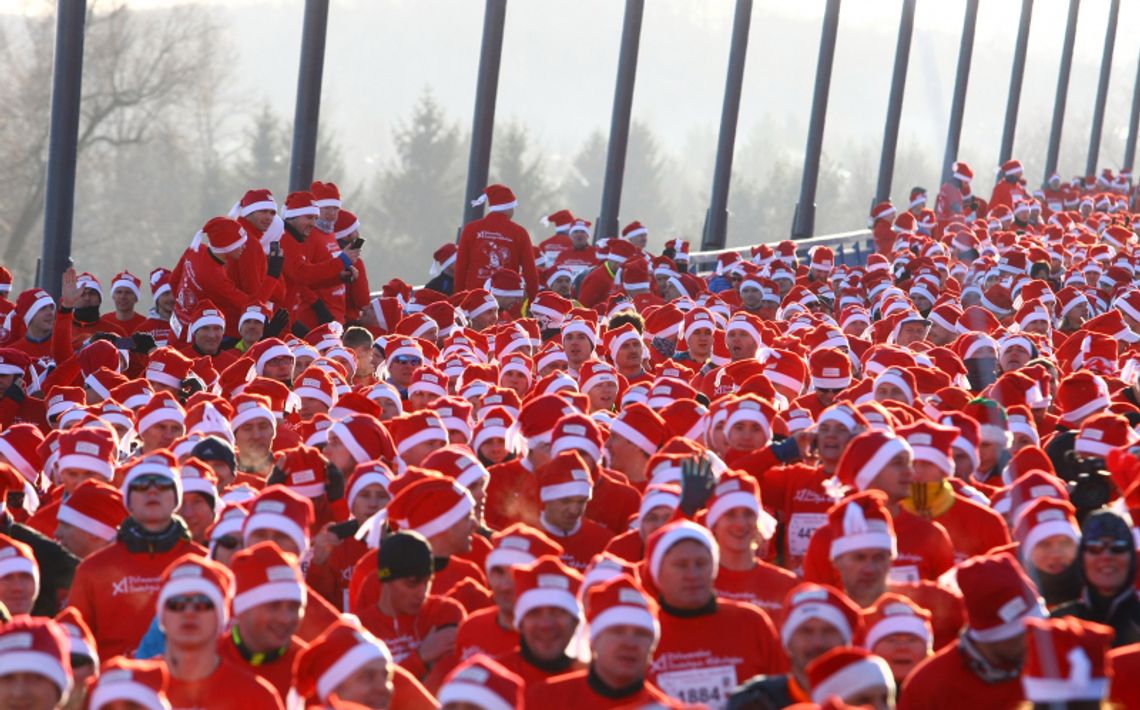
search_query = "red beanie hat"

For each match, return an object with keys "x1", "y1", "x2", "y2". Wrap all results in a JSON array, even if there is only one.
[
  {"x1": 294, "y1": 620, "x2": 392, "y2": 703},
  {"x1": 827, "y1": 491, "x2": 897, "y2": 561},
  {"x1": 157, "y1": 554, "x2": 233, "y2": 631},
  {"x1": 834, "y1": 430, "x2": 911, "y2": 492},
  {"x1": 807, "y1": 647, "x2": 894, "y2": 704},
  {"x1": 241, "y1": 485, "x2": 315, "y2": 554},
  {"x1": 386, "y1": 476, "x2": 474, "y2": 539},
  {"x1": 438, "y1": 654, "x2": 524, "y2": 710},
  {"x1": 779, "y1": 582, "x2": 863, "y2": 649},
  {"x1": 229, "y1": 541, "x2": 305, "y2": 616},
  {"x1": 0, "y1": 617, "x2": 71, "y2": 697},
  {"x1": 958, "y1": 551, "x2": 1045, "y2": 642}
]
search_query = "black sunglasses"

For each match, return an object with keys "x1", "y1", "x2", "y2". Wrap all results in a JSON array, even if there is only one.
[
  {"x1": 1084, "y1": 539, "x2": 1131, "y2": 556},
  {"x1": 213, "y1": 535, "x2": 241, "y2": 550},
  {"x1": 392, "y1": 356, "x2": 422, "y2": 366},
  {"x1": 165, "y1": 593, "x2": 215, "y2": 613},
  {"x1": 129, "y1": 474, "x2": 176, "y2": 493}
]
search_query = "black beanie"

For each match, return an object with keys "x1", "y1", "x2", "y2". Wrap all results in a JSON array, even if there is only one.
[{"x1": 377, "y1": 530, "x2": 434, "y2": 582}]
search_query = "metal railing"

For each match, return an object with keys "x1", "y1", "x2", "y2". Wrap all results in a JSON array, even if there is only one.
[{"x1": 687, "y1": 229, "x2": 874, "y2": 275}]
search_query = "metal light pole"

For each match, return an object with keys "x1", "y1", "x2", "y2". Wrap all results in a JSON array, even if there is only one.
[
  {"x1": 999, "y1": 0, "x2": 1034, "y2": 165},
  {"x1": 791, "y1": 0, "x2": 841, "y2": 239},
  {"x1": 39, "y1": 0, "x2": 87, "y2": 296},
  {"x1": 461, "y1": 0, "x2": 508, "y2": 227},
  {"x1": 287, "y1": 0, "x2": 330, "y2": 193},
  {"x1": 702, "y1": 0, "x2": 753, "y2": 251},
  {"x1": 596, "y1": 0, "x2": 644, "y2": 242},
  {"x1": 1045, "y1": 0, "x2": 1080, "y2": 181},
  {"x1": 1125, "y1": 47, "x2": 1140, "y2": 172},
  {"x1": 1086, "y1": 0, "x2": 1119, "y2": 176},
  {"x1": 941, "y1": 0, "x2": 979, "y2": 183},
  {"x1": 874, "y1": 0, "x2": 915, "y2": 205}
]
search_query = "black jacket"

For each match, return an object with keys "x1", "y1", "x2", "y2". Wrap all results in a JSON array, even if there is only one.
[
  {"x1": 727, "y1": 673, "x2": 798, "y2": 710},
  {"x1": 0, "y1": 514, "x2": 78, "y2": 617}
]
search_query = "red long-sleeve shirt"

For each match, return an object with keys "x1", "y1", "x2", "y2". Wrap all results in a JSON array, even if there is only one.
[{"x1": 455, "y1": 212, "x2": 539, "y2": 300}]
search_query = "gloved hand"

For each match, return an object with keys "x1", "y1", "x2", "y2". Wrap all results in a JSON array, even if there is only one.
[
  {"x1": 267, "y1": 247, "x2": 285, "y2": 278},
  {"x1": 679, "y1": 454, "x2": 717, "y2": 517},
  {"x1": 290, "y1": 321, "x2": 311, "y2": 338},
  {"x1": 130, "y1": 333, "x2": 157, "y2": 354},
  {"x1": 3, "y1": 384, "x2": 25, "y2": 404},
  {"x1": 265, "y1": 309, "x2": 290, "y2": 339},
  {"x1": 325, "y1": 462, "x2": 346, "y2": 502},
  {"x1": 770, "y1": 436, "x2": 802, "y2": 465},
  {"x1": 312, "y1": 300, "x2": 335, "y2": 325}
]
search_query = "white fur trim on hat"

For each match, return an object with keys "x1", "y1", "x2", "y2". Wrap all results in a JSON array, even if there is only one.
[
  {"x1": 648, "y1": 522, "x2": 719, "y2": 584},
  {"x1": 810, "y1": 656, "x2": 895, "y2": 704},
  {"x1": 411, "y1": 488, "x2": 475, "y2": 540},
  {"x1": 589, "y1": 603, "x2": 659, "y2": 642},
  {"x1": 57, "y1": 504, "x2": 117, "y2": 541},
  {"x1": 781, "y1": 601, "x2": 853, "y2": 648},
  {"x1": 316, "y1": 638, "x2": 389, "y2": 701},
  {"x1": 232, "y1": 577, "x2": 306, "y2": 617},
  {"x1": 513, "y1": 586, "x2": 582, "y2": 629},
  {"x1": 865, "y1": 613, "x2": 931, "y2": 652}
]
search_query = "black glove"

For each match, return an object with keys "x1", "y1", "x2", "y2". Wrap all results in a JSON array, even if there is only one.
[
  {"x1": 178, "y1": 375, "x2": 206, "y2": 405},
  {"x1": 325, "y1": 462, "x2": 346, "y2": 502},
  {"x1": 267, "y1": 250, "x2": 285, "y2": 278},
  {"x1": 265, "y1": 464, "x2": 287, "y2": 488},
  {"x1": 89, "y1": 332, "x2": 117, "y2": 343},
  {"x1": 3, "y1": 384, "x2": 25, "y2": 404},
  {"x1": 265, "y1": 308, "x2": 290, "y2": 339},
  {"x1": 312, "y1": 300, "x2": 335, "y2": 325},
  {"x1": 290, "y1": 321, "x2": 311, "y2": 338},
  {"x1": 130, "y1": 333, "x2": 156, "y2": 354},
  {"x1": 679, "y1": 454, "x2": 717, "y2": 517},
  {"x1": 770, "y1": 436, "x2": 802, "y2": 465}
]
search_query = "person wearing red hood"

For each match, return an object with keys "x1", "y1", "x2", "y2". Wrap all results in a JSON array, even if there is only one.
[{"x1": 455, "y1": 184, "x2": 539, "y2": 301}]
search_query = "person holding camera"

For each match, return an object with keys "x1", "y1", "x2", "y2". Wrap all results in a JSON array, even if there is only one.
[{"x1": 1051, "y1": 507, "x2": 1140, "y2": 647}]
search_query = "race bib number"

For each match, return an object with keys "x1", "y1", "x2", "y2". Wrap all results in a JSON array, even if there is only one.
[
  {"x1": 656, "y1": 665, "x2": 736, "y2": 710},
  {"x1": 788, "y1": 513, "x2": 828, "y2": 557},
  {"x1": 888, "y1": 564, "x2": 920, "y2": 585}
]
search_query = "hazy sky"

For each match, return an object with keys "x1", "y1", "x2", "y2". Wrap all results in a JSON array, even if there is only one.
[{"x1": 6, "y1": 0, "x2": 1139, "y2": 194}]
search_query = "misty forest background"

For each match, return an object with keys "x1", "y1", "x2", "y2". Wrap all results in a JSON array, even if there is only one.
[{"x1": 1, "y1": 0, "x2": 1138, "y2": 290}]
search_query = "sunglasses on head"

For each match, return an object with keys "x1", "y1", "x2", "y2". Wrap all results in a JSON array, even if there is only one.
[
  {"x1": 165, "y1": 593, "x2": 215, "y2": 613},
  {"x1": 1084, "y1": 539, "x2": 1131, "y2": 556},
  {"x1": 816, "y1": 387, "x2": 844, "y2": 394},
  {"x1": 129, "y1": 474, "x2": 176, "y2": 493},
  {"x1": 392, "y1": 356, "x2": 422, "y2": 366}
]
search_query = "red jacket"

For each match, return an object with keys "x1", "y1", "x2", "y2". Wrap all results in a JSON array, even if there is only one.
[
  {"x1": 163, "y1": 655, "x2": 283, "y2": 709},
  {"x1": 356, "y1": 594, "x2": 466, "y2": 681},
  {"x1": 1108, "y1": 643, "x2": 1140, "y2": 709},
  {"x1": 455, "y1": 211, "x2": 539, "y2": 300},
  {"x1": 67, "y1": 536, "x2": 205, "y2": 660},
  {"x1": 649, "y1": 598, "x2": 785, "y2": 703},
  {"x1": 899, "y1": 639, "x2": 1024, "y2": 710},
  {"x1": 539, "y1": 517, "x2": 612, "y2": 571},
  {"x1": 173, "y1": 245, "x2": 280, "y2": 337},
  {"x1": 216, "y1": 632, "x2": 306, "y2": 702},
  {"x1": 295, "y1": 227, "x2": 349, "y2": 329},
  {"x1": 714, "y1": 561, "x2": 800, "y2": 617},
  {"x1": 278, "y1": 225, "x2": 349, "y2": 320},
  {"x1": 526, "y1": 667, "x2": 680, "y2": 710},
  {"x1": 455, "y1": 605, "x2": 518, "y2": 661}
]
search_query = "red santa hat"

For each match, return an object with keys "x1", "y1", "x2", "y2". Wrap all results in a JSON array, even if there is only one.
[
  {"x1": 486, "y1": 523, "x2": 564, "y2": 574},
  {"x1": 14, "y1": 288, "x2": 55, "y2": 327},
  {"x1": 232, "y1": 187, "x2": 277, "y2": 217},
  {"x1": 541, "y1": 209, "x2": 575, "y2": 233},
  {"x1": 1055, "y1": 371, "x2": 1111, "y2": 426},
  {"x1": 869, "y1": 201, "x2": 897, "y2": 224},
  {"x1": 585, "y1": 574, "x2": 659, "y2": 642},
  {"x1": 471, "y1": 405, "x2": 515, "y2": 454},
  {"x1": 228, "y1": 393, "x2": 276, "y2": 434},
  {"x1": 621, "y1": 220, "x2": 648, "y2": 241},
  {"x1": 110, "y1": 270, "x2": 142, "y2": 299},
  {"x1": 54, "y1": 607, "x2": 97, "y2": 673},
  {"x1": 959, "y1": 551, "x2": 1045, "y2": 642},
  {"x1": 344, "y1": 460, "x2": 394, "y2": 513},
  {"x1": 1013, "y1": 497, "x2": 1080, "y2": 560},
  {"x1": 828, "y1": 491, "x2": 897, "y2": 560},
  {"x1": 1001, "y1": 159, "x2": 1024, "y2": 176},
  {"x1": 329, "y1": 414, "x2": 396, "y2": 465},
  {"x1": 536, "y1": 450, "x2": 593, "y2": 503},
  {"x1": 577, "y1": 360, "x2": 618, "y2": 395},
  {"x1": 1074, "y1": 412, "x2": 1138, "y2": 458},
  {"x1": 1022, "y1": 616, "x2": 1113, "y2": 703},
  {"x1": 723, "y1": 394, "x2": 776, "y2": 440},
  {"x1": 609, "y1": 403, "x2": 668, "y2": 457},
  {"x1": 282, "y1": 191, "x2": 319, "y2": 219},
  {"x1": 438, "y1": 655, "x2": 523, "y2": 710},
  {"x1": 149, "y1": 267, "x2": 172, "y2": 299},
  {"x1": 863, "y1": 592, "x2": 933, "y2": 652},
  {"x1": 705, "y1": 470, "x2": 776, "y2": 538},
  {"x1": 807, "y1": 647, "x2": 895, "y2": 705},
  {"x1": 248, "y1": 338, "x2": 294, "y2": 376},
  {"x1": 387, "y1": 476, "x2": 474, "y2": 539},
  {"x1": 810, "y1": 348, "x2": 853, "y2": 391},
  {"x1": 726, "y1": 311, "x2": 764, "y2": 347},
  {"x1": 0, "y1": 534, "x2": 38, "y2": 599},
  {"x1": 88, "y1": 657, "x2": 169, "y2": 710},
  {"x1": 835, "y1": 430, "x2": 911, "y2": 492},
  {"x1": 0, "y1": 424, "x2": 45, "y2": 484},
  {"x1": 952, "y1": 161, "x2": 974, "y2": 182},
  {"x1": 157, "y1": 554, "x2": 232, "y2": 630},
  {"x1": 196, "y1": 216, "x2": 247, "y2": 255},
  {"x1": 309, "y1": 180, "x2": 341, "y2": 209},
  {"x1": 294, "y1": 620, "x2": 392, "y2": 703},
  {"x1": 385, "y1": 411, "x2": 449, "y2": 458},
  {"x1": 562, "y1": 317, "x2": 599, "y2": 345},
  {"x1": 896, "y1": 420, "x2": 957, "y2": 476},
  {"x1": 780, "y1": 582, "x2": 863, "y2": 649},
  {"x1": 511, "y1": 555, "x2": 583, "y2": 628},
  {"x1": 431, "y1": 398, "x2": 474, "y2": 442},
  {"x1": 230, "y1": 541, "x2": 306, "y2": 616},
  {"x1": 0, "y1": 266, "x2": 11, "y2": 294},
  {"x1": 242, "y1": 485, "x2": 315, "y2": 554},
  {"x1": 809, "y1": 246, "x2": 835, "y2": 273},
  {"x1": 145, "y1": 347, "x2": 194, "y2": 389},
  {"x1": 56, "y1": 427, "x2": 116, "y2": 480},
  {"x1": 471, "y1": 183, "x2": 518, "y2": 213},
  {"x1": 421, "y1": 447, "x2": 486, "y2": 494},
  {"x1": 136, "y1": 391, "x2": 186, "y2": 437},
  {"x1": 58, "y1": 479, "x2": 125, "y2": 542},
  {"x1": 645, "y1": 519, "x2": 719, "y2": 585},
  {"x1": 0, "y1": 617, "x2": 72, "y2": 698},
  {"x1": 549, "y1": 413, "x2": 605, "y2": 462}
]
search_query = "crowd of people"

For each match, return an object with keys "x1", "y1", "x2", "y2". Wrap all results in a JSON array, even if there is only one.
[{"x1": 0, "y1": 159, "x2": 1135, "y2": 709}]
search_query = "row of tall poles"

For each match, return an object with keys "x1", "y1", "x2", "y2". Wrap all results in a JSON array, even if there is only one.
[{"x1": 36, "y1": 0, "x2": 1140, "y2": 295}]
